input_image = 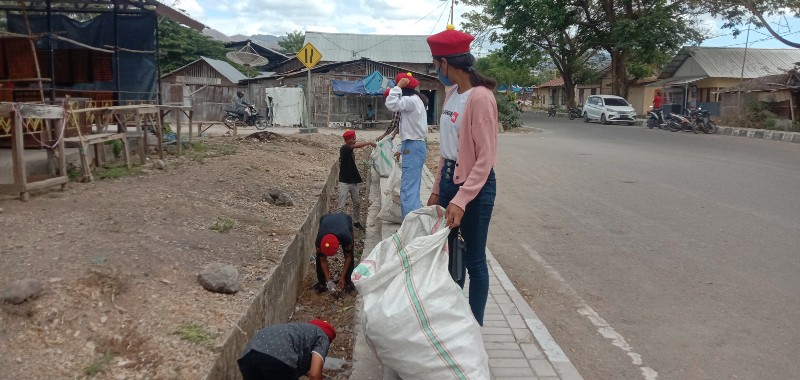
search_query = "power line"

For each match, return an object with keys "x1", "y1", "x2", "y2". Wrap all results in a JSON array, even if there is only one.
[
  {"x1": 717, "y1": 29, "x2": 800, "y2": 47},
  {"x1": 431, "y1": 1, "x2": 450, "y2": 34},
  {"x1": 352, "y1": 0, "x2": 449, "y2": 55}
]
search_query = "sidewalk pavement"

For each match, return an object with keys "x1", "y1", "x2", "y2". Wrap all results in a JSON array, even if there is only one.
[{"x1": 350, "y1": 163, "x2": 583, "y2": 380}]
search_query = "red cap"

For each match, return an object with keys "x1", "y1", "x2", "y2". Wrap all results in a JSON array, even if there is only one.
[
  {"x1": 427, "y1": 24, "x2": 474, "y2": 57},
  {"x1": 394, "y1": 72, "x2": 419, "y2": 89},
  {"x1": 309, "y1": 319, "x2": 336, "y2": 342},
  {"x1": 383, "y1": 88, "x2": 391, "y2": 98},
  {"x1": 320, "y1": 234, "x2": 339, "y2": 256},
  {"x1": 342, "y1": 130, "x2": 356, "y2": 140}
]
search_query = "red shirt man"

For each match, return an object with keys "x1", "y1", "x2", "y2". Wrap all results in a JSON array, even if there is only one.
[{"x1": 653, "y1": 91, "x2": 663, "y2": 109}]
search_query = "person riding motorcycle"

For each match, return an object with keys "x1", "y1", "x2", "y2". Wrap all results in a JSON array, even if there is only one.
[
  {"x1": 233, "y1": 91, "x2": 251, "y2": 120},
  {"x1": 652, "y1": 89, "x2": 664, "y2": 123}
]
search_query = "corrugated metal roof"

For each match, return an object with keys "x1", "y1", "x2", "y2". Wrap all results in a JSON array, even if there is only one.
[
  {"x1": 645, "y1": 75, "x2": 708, "y2": 87},
  {"x1": 303, "y1": 32, "x2": 432, "y2": 63},
  {"x1": 662, "y1": 47, "x2": 800, "y2": 79},
  {"x1": 200, "y1": 56, "x2": 247, "y2": 83}
]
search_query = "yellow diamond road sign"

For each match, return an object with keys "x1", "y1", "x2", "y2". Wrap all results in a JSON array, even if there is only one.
[{"x1": 297, "y1": 43, "x2": 322, "y2": 69}]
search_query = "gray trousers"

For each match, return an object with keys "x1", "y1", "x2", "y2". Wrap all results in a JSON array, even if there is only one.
[{"x1": 338, "y1": 182, "x2": 360, "y2": 221}]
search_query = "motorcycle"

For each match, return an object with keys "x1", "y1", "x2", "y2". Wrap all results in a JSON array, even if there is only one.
[
  {"x1": 646, "y1": 107, "x2": 669, "y2": 129},
  {"x1": 688, "y1": 107, "x2": 718, "y2": 134},
  {"x1": 224, "y1": 104, "x2": 267, "y2": 130},
  {"x1": 547, "y1": 104, "x2": 557, "y2": 117},
  {"x1": 667, "y1": 111, "x2": 696, "y2": 133},
  {"x1": 568, "y1": 105, "x2": 583, "y2": 120}
]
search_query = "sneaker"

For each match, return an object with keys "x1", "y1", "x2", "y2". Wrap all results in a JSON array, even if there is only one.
[{"x1": 354, "y1": 222, "x2": 364, "y2": 230}]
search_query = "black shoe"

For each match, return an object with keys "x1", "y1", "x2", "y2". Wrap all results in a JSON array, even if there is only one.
[
  {"x1": 354, "y1": 222, "x2": 364, "y2": 230},
  {"x1": 344, "y1": 283, "x2": 356, "y2": 293},
  {"x1": 314, "y1": 284, "x2": 327, "y2": 294}
]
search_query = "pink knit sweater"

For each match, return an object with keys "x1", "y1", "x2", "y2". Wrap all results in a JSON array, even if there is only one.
[{"x1": 432, "y1": 85, "x2": 498, "y2": 210}]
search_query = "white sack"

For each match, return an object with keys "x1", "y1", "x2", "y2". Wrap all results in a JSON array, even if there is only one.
[
  {"x1": 370, "y1": 136, "x2": 395, "y2": 178},
  {"x1": 352, "y1": 206, "x2": 490, "y2": 380},
  {"x1": 377, "y1": 161, "x2": 402, "y2": 223}
]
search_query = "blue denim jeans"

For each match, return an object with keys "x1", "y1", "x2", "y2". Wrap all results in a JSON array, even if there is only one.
[
  {"x1": 400, "y1": 140, "x2": 427, "y2": 218},
  {"x1": 438, "y1": 159, "x2": 496, "y2": 326}
]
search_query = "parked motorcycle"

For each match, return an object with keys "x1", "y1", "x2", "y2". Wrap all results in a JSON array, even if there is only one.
[
  {"x1": 547, "y1": 104, "x2": 557, "y2": 117},
  {"x1": 688, "y1": 107, "x2": 718, "y2": 134},
  {"x1": 224, "y1": 104, "x2": 267, "y2": 130},
  {"x1": 568, "y1": 105, "x2": 583, "y2": 120},
  {"x1": 668, "y1": 111, "x2": 696, "y2": 133},
  {"x1": 646, "y1": 107, "x2": 669, "y2": 129}
]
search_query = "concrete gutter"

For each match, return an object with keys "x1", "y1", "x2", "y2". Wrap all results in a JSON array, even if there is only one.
[{"x1": 203, "y1": 162, "x2": 339, "y2": 380}]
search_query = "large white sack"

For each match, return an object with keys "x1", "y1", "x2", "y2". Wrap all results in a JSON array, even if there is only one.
[
  {"x1": 370, "y1": 136, "x2": 395, "y2": 178},
  {"x1": 377, "y1": 162, "x2": 402, "y2": 223},
  {"x1": 352, "y1": 206, "x2": 490, "y2": 380}
]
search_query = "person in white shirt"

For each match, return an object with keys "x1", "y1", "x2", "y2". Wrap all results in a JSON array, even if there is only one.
[{"x1": 385, "y1": 72, "x2": 429, "y2": 218}]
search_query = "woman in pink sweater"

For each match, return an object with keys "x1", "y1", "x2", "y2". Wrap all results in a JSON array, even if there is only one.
[{"x1": 426, "y1": 25, "x2": 498, "y2": 326}]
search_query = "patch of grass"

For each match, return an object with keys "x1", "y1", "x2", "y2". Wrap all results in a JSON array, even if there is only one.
[
  {"x1": 95, "y1": 165, "x2": 142, "y2": 180},
  {"x1": 174, "y1": 323, "x2": 215, "y2": 345},
  {"x1": 105, "y1": 139, "x2": 123, "y2": 158},
  {"x1": 188, "y1": 142, "x2": 237, "y2": 163},
  {"x1": 84, "y1": 352, "x2": 114, "y2": 376},
  {"x1": 209, "y1": 217, "x2": 235, "y2": 233}
]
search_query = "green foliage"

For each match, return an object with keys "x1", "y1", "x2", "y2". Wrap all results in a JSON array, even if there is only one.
[
  {"x1": 95, "y1": 165, "x2": 143, "y2": 179},
  {"x1": 84, "y1": 352, "x2": 113, "y2": 376},
  {"x1": 158, "y1": 19, "x2": 228, "y2": 74},
  {"x1": 174, "y1": 323, "x2": 215, "y2": 345},
  {"x1": 496, "y1": 92, "x2": 522, "y2": 129},
  {"x1": 210, "y1": 217, "x2": 235, "y2": 233},
  {"x1": 106, "y1": 139, "x2": 123, "y2": 158},
  {"x1": 278, "y1": 30, "x2": 305, "y2": 54},
  {"x1": 475, "y1": 51, "x2": 538, "y2": 86}
]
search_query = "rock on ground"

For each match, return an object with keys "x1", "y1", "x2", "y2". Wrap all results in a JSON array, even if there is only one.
[
  {"x1": 1, "y1": 278, "x2": 44, "y2": 304},
  {"x1": 153, "y1": 159, "x2": 167, "y2": 170},
  {"x1": 197, "y1": 263, "x2": 240, "y2": 294},
  {"x1": 275, "y1": 193, "x2": 294, "y2": 206}
]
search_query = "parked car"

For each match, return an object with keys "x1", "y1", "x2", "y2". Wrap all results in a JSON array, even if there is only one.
[{"x1": 582, "y1": 95, "x2": 637, "y2": 126}]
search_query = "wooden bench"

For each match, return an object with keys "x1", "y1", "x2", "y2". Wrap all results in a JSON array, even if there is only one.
[
  {"x1": 195, "y1": 120, "x2": 236, "y2": 136},
  {"x1": 63, "y1": 132, "x2": 131, "y2": 182}
]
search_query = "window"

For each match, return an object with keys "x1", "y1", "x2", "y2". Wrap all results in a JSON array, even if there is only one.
[{"x1": 603, "y1": 98, "x2": 629, "y2": 106}]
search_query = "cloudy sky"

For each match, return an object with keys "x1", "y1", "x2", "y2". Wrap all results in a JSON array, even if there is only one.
[{"x1": 173, "y1": 0, "x2": 800, "y2": 49}]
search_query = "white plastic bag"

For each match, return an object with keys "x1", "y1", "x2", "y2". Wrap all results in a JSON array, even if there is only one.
[
  {"x1": 370, "y1": 136, "x2": 395, "y2": 178},
  {"x1": 377, "y1": 162, "x2": 403, "y2": 223},
  {"x1": 352, "y1": 206, "x2": 490, "y2": 380}
]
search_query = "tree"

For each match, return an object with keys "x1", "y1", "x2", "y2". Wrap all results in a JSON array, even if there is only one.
[
  {"x1": 475, "y1": 51, "x2": 539, "y2": 86},
  {"x1": 706, "y1": 0, "x2": 800, "y2": 48},
  {"x1": 278, "y1": 30, "x2": 305, "y2": 54},
  {"x1": 463, "y1": 0, "x2": 596, "y2": 107}
]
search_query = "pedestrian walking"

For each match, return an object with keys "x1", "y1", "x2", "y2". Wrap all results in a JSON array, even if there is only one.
[
  {"x1": 314, "y1": 212, "x2": 356, "y2": 293},
  {"x1": 339, "y1": 130, "x2": 375, "y2": 228},
  {"x1": 426, "y1": 25, "x2": 499, "y2": 326},
  {"x1": 237, "y1": 320, "x2": 336, "y2": 380},
  {"x1": 385, "y1": 72, "x2": 429, "y2": 218}
]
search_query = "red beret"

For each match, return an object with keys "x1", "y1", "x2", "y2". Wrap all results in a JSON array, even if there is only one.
[
  {"x1": 342, "y1": 130, "x2": 356, "y2": 140},
  {"x1": 383, "y1": 88, "x2": 391, "y2": 98},
  {"x1": 427, "y1": 25, "x2": 474, "y2": 57},
  {"x1": 309, "y1": 319, "x2": 336, "y2": 342},
  {"x1": 394, "y1": 72, "x2": 419, "y2": 89},
  {"x1": 320, "y1": 233, "x2": 339, "y2": 256}
]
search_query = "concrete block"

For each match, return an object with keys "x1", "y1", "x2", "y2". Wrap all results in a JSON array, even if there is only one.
[
  {"x1": 520, "y1": 343, "x2": 545, "y2": 360},
  {"x1": 506, "y1": 314, "x2": 526, "y2": 329},
  {"x1": 552, "y1": 361, "x2": 585, "y2": 380},
  {"x1": 530, "y1": 359, "x2": 558, "y2": 377},
  {"x1": 493, "y1": 294, "x2": 513, "y2": 304},
  {"x1": 792, "y1": 134, "x2": 800, "y2": 143},
  {"x1": 482, "y1": 327, "x2": 513, "y2": 335},
  {"x1": 484, "y1": 319, "x2": 510, "y2": 328},
  {"x1": 490, "y1": 358, "x2": 531, "y2": 368},
  {"x1": 512, "y1": 328, "x2": 534, "y2": 343},
  {"x1": 772, "y1": 132, "x2": 784, "y2": 141},
  {"x1": 487, "y1": 349, "x2": 525, "y2": 359},
  {"x1": 483, "y1": 334, "x2": 517, "y2": 343},
  {"x1": 484, "y1": 342, "x2": 522, "y2": 350},
  {"x1": 484, "y1": 313, "x2": 506, "y2": 321},
  {"x1": 491, "y1": 367, "x2": 536, "y2": 377},
  {"x1": 499, "y1": 303, "x2": 521, "y2": 315}
]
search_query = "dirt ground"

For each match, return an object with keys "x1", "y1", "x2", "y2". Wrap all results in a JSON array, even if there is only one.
[{"x1": 0, "y1": 131, "x2": 373, "y2": 379}]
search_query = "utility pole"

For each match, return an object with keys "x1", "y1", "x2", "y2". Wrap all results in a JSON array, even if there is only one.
[{"x1": 737, "y1": 24, "x2": 751, "y2": 118}]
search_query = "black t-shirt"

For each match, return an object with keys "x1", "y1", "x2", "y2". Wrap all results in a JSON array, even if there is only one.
[
  {"x1": 315, "y1": 213, "x2": 353, "y2": 248},
  {"x1": 339, "y1": 144, "x2": 362, "y2": 184},
  {"x1": 239, "y1": 323, "x2": 330, "y2": 374}
]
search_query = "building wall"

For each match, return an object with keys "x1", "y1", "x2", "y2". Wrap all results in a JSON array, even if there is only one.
[{"x1": 161, "y1": 61, "x2": 238, "y2": 87}]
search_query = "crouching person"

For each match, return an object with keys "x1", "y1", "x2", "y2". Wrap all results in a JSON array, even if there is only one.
[
  {"x1": 315, "y1": 212, "x2": 355, "y2": 293},
  {"x1": 237, "y1": 319, "x2": 336, "y2": 380}
]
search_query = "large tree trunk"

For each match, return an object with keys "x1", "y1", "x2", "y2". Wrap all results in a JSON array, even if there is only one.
[
  {"x1": 608, "y1": 49, "x2": 631, "y2": 98},
  {"x1": 563, "y1": 74, "x2": 577, "y2": 108}
]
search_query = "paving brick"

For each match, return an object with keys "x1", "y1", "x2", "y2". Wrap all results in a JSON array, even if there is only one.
[
  {"x1": 493, "y1": 294, "x2": 513, "y2": 304},
  {"x1": 484, "y1": 319, "x2": 510, "y2": 328},
  {"x1": 495, "y1": 377, "x2": 540, "y2": 380},
  {"x1": 505, "y1": 314, "x2": 526, "y2": 329},
  {"x1": 483, "y1": 334, "x2": 517, "y2": 343},
  {"x1": 482, "y1": 327, "x2": 513, "y2": 335},
  {"x1": 491, "y1": 367, "x2": 536, "y2": 377},
  {"x1": 552, "y1": 361, "x2": 584, "y2": 380},
  {"x1": 512, "y1": 328, "x2": 534, "y2": 343},
  {"x1": 484, "y1": 342, "x2": 521, "y2": 350},
  {"x1": 491, "y1": 358, "x2": 531, "y2": 368},
  {"x1": 484, "y1": 313, "x2": 505, "y2": 321},
  {"x1": 530, "y1": 360, "x2": 558, "y2": 377},
  {"x1": 490, "y1": 285, "x2": 505, "y2": 295},
  {"x1": 499, "y1": 303, "x2": 520, "y2": 315},
  {"x1": 520, "y1": 343, "x2": 545, "y2": 360},
  {"x1": 487, "y1": 349, "x2": 525, "y2": 359}
]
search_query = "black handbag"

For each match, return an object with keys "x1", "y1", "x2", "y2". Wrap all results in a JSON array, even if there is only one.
[{"x1": 448, "y1": 231, "x2": 465, "y2": 282}]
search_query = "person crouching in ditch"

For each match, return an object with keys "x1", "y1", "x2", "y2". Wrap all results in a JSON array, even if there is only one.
[
  {"x1": 237, "y1": 319, "x2": 336, "y2": 380},
  {"x1": 314, "y1": 212, "x2": 355, "y2": 293}
]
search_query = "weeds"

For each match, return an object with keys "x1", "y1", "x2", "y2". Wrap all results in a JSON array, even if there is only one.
[
  {"x1": 84, "y1": 352, "x2": 113, "y2": 376},
  {"x1": 173, "y1": 323, "x2": 215, "y2": 345},
  {"x1": 188, "y1": 142, "x2": 237, "y2": 163},
  {"x1": 210, "y1": 217, "x2": 235, "y2": 233},
  {"x1": 95, "y1": 165, "x2": 142, "y2": 180}
]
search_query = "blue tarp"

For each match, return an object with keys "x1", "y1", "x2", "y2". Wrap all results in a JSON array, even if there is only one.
[{"x1": 331, "y1": 71, "x2": 394, "y2": 96}]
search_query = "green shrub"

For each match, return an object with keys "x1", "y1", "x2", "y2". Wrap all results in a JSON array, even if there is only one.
[{"x1": 496, "y1": 92, "x2": 522, "y2": 129}]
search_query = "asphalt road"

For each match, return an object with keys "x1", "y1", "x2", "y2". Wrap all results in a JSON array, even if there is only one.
[{"x1": 489, "y1": 114, "x2": 800, "y2": 380}]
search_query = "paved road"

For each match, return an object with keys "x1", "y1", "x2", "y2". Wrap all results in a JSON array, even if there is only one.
[{"x1": 489, "y1": 114, "x2": 800, "y2": 380}]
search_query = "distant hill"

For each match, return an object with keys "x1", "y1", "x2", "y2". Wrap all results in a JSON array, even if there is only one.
[{"x1": 203, "y1": 29, "x2": 285, "y2": 51}]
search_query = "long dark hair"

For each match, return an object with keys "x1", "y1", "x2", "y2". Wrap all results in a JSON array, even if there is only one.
[
  {"x1": 436, "y1": 53, "x2": 496, "y2": 90},
  {"x1": 401, "y1": 88, "x2": 429, "y2": 107}
]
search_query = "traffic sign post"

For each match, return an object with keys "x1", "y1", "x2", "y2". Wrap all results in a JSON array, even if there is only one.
[{"x1": 296, "y1": 43, "x2": 322, "y2": 133}]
